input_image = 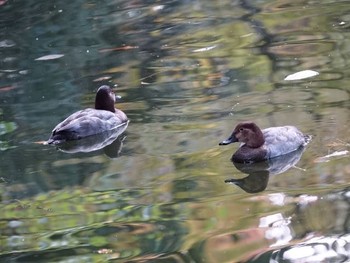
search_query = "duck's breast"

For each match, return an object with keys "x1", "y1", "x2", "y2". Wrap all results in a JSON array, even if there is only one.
[
  {"x1": 232, "y1": 145, "x2": 267, "y2": 163},
  {"x1": 262, "y1": 126, "x2": 306, "y2": 158}
]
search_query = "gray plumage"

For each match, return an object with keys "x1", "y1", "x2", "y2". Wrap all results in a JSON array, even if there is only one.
[
  {"x1": 47, "y1": 85, "x2": 128, "y2": 144},
  {"x1": 220, "y1": 122, "x2": 311, "y2": 163}
]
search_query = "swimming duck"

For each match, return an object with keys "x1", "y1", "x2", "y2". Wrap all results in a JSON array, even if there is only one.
[
  {"x1": 219, "y1": 122, "x2": 311, "y2": 163},
  {"x1": 47, "y1": 85, "x2": 128, "y2": 144}
]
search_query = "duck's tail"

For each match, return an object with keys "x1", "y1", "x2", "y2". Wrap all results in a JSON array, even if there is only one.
[
  {"x1": 46, "y1": 134, "x2": 68, "y2": 145},
  {"x1": 46, "y1": 138, "x2": 61, "y2": 145}
]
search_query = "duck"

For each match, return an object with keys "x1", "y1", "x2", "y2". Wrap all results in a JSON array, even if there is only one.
[
  {"x1": 47, "y1": 85, "x2": 128, "y2": 145},
  {"x1": 219, "y1": 121, "x2": 311, "y2": 163}
]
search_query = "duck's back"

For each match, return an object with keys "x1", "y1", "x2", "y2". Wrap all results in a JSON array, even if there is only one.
[
  {"x1": 48, "y1": 108, "x2": 128, "y2": 144},
  {"x1": 262, "y1": 126, "x2": 309, "y2": 158}
]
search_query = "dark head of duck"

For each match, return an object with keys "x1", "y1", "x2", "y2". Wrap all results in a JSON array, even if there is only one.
[{"x1": 95, "y1": 85, "x2": 116, "y2": 112}]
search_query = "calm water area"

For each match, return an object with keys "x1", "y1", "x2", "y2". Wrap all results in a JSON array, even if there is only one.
[{"x1": 1, "y1": 0, "x2": 350, "y2": 262}]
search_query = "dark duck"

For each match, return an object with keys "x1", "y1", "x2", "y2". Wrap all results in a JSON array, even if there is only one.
[
  {"x1": 219, "y1": 122, "x2": 311, "y2": 163},
  {"x1": 47, "y1": 85, "x2": 128, "y2": 144}
]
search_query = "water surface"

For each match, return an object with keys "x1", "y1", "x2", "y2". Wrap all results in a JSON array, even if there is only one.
[{"x1": 1, "y1": 0, "x2": 350, "y2": 262}]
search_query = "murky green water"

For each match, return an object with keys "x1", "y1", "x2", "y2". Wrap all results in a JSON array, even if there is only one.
[{"x1": 1, "y1": 0, "x2": 350, "y2": 262}]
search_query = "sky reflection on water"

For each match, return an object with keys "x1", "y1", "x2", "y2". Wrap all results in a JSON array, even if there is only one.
[{"x1": 1, "y1": 0, "x2": 350, "y2": 262}]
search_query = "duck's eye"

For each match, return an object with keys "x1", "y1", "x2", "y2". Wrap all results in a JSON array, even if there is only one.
[{"x1": 239, "y1": 127, "x2": 244, "y2": 132}]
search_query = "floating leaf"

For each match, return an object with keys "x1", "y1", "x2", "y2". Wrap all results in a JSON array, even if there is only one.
[
  {"x1": 93, "y1": 76, "x2": 112, "y2": 82},
  {"x1": 193, "y1": 45, "x2": 217, "y2": 53},
  {"x1": 284, "y1": 70, "x2": 319, "y2": 81},
  {"x1": 34, "y1": 141, "x2": 48, "y2": 145},
  {"x1": 35, "y1": 54, "x2": 64, "y2": 61},
  {"x1": 99, "y1": 46, "x2": 139, "y2": 53}
]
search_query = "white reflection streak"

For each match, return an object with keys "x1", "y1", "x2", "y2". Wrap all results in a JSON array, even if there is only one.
[
  {"x1": 284, "y1": 70, "x2": 319, "y2": 81},
  {"x1": 268, "y1": 193, "x2": 286, "y2": 206},
  {"x1": 284, "y1": 246, "x2": 315, "y2": 260},
  {"x1": 283, "y1": 235, "x2": 350, "y2": 261},
  {"x1": 193, "y1": 45, "x2": 217, "y2": 53},
  {"x1": 35, "y1": 54, "x2": 64, "y2": 61},
  {"x1": 259, "y1": 213, "x2": 292, "y2": 247},
  {"x1": 298, "y1": 194, "x2": 318, "y2": 207},
  {"x1": 152, "y1": 5, "x2": 164, "y2": 12}
]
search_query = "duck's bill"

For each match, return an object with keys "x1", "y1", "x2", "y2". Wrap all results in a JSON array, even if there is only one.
[{"x1": 219, "y1": 135, "x2": 237, "y2": 145}]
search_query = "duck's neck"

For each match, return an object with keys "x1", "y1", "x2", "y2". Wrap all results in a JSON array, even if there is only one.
[
  {"x1": 246, "y1": 129, "x2": 265, "y2": 148},
  {"x1": 249, "y1": 134, "x2": 265, "y2": 148}
]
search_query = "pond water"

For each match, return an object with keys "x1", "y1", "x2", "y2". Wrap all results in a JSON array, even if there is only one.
[{"x1": 1, "y1": 0, "x2": 350, "y2": 262}]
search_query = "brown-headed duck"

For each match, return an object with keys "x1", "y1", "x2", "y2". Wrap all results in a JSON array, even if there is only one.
[
  {"x1": 219, "y1": 122, "x2": 311, "y2": 163},
  {"x1": 47, "y1": 85, "x2": 128, "y2": 144}
]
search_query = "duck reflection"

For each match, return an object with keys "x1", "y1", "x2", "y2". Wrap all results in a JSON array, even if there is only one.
[
  {"x1": 225, "y1": 147, "x2": 306, "y2": 193},
  {"x1": 52, "y1": 123, "x2": 128, "y2": 158}
]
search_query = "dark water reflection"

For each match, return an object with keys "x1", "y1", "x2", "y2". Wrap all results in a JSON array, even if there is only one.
[
  {"x1": 225, "y1": 146, "x2": 306, "y2": 193},
  {"x1": 52, "y1": 122, "x2": 128, "y2": 157},
  {"x1": 1, "y1": 0, "x2": 350, "y2": 262}
]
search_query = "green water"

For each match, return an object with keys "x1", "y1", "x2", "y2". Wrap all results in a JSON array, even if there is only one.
[{"x1": 1, "y1": 0, "x2": 350, "y2": 262}]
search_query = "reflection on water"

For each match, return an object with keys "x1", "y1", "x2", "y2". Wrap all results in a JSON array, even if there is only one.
[
  {"x1": 1, "y1": 0, "x2": 350, "y2": 262},
  {"x1": 51, "y1": 122, "x2": 128, "y2": 158},
  {"x1": 226, "y1": 146, "x2": 306, "y2": 193}
]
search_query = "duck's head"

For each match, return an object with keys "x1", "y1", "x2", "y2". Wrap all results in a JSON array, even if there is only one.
[
  {"x1": 219, "y1": 122, "x2": 265, "y2": 148},
  {"x1": 95, "y1": 85, "x2": 116, "y2": 112}
]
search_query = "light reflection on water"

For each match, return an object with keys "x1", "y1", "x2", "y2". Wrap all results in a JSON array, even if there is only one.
[{"x1": 1, "y1": 0, "x2": 350, "y2": 262}]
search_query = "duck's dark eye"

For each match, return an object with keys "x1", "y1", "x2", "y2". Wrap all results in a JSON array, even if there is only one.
[{"x1": 239, "y1": 128, "x2": 244, "y2": 132}]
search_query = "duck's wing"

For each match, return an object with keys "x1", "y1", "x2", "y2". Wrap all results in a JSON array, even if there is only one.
[
  {"x1": 52, "y1": 109, "x2": 125, "y2": 138},
  {"x1": 262, "y1": 126, "x2": 306, "y2": 158},
  {"x1": 51, "y1": 108, "x2": 95, "y2": 134}
]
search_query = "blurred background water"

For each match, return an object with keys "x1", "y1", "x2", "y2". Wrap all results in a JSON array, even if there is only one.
[{"x1": 1, "y1": 0, "x2": 350, "y2": 262}]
